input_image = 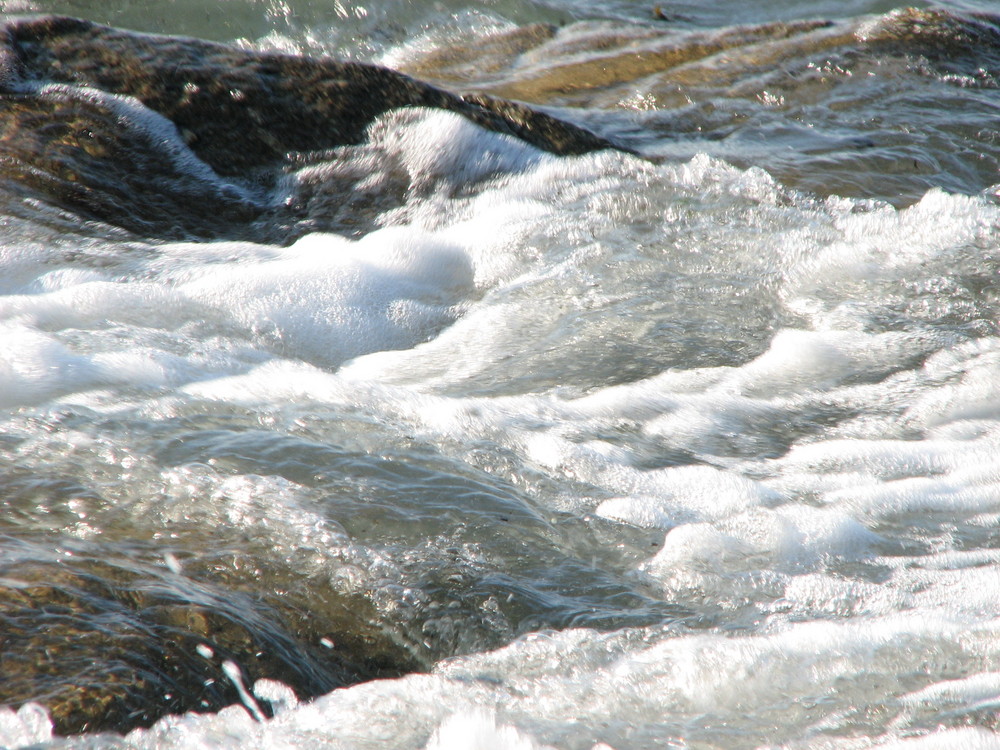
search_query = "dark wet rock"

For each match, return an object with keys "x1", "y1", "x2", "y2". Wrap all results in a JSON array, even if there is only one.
[
  {"x1": 0, "y1": 469, "x2": 421, "y2": 736},
  {"x1": 0, "y1": 539, "x2": 417, "y2": 736},
  {"x1": 864, "y1": 7, "x2": 1000, "y2": 56},
  {"x1": 0, "y1": 91, "x2": 263, "y2": 238},
  {"x1": 0, "y1": 16, "x2": 621, "y2": 240},
  {"x1": 1, "y1": 9, "x2": 997, "y2": 234}
]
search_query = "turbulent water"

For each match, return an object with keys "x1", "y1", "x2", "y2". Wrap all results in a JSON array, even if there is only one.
[{"x1": 1, "y1": 0, "x2": 1000, "y2": 748}]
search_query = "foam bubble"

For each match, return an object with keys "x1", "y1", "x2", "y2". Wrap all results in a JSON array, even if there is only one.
[
  {"x1": 643, "y1": 505, "x2": 879, "y2": 579},
  {"x1": 0, "y1": 703, "x2": 52, "y2": 749},
  {"x1": 177, "y1": 226, "x2": 474, "y2": 368},
  {"x1": 424, "y1": 711, "x2": 551, "y2": 750}
]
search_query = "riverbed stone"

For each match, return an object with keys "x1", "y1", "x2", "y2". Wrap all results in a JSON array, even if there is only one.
[{"x1": 0, "y1": 550, "x2": 417, "y2": 735}]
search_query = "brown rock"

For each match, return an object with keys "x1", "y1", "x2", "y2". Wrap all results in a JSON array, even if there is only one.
[{"x1": 0, "y1": 16, "x2": 622, "y2": 240}]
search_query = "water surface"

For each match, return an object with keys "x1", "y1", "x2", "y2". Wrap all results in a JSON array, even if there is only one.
[{"x1": 1, "y1": 1, "x2": 999, "y2": 748}]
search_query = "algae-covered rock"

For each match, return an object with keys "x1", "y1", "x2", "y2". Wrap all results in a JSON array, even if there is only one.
[
  {"x1": 0, "y1": 469, "x2": 422, "y2": 736},
  {"x1": 0, "y1": 16, "x2": 620, "y2": 240},
  {"x1": 0, "y1": 547, "x2": 416, "y2": 735}
]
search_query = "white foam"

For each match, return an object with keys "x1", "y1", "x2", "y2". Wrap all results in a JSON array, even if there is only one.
[
  {"x1": 906, "y1": 338, "x2": 1000, "y2": 428},
  {"x1": 780, "y1": 187, "x2": 996, "y2": 331},
  {"x1": 335, "y1": 147, "x2": 655, "y2": 386},
  {"x1": 771, "y1": 571, "x2": 906, "y2": 619},
  {"x1": 180, "y1": 359, "x2": 344, "y2": 403},
  {"x1": 595, "y1": 464, "x2": 780, "y2": 528},
  {"x1": 175, "y1": 226, "x2": 474, "y2": 369},
  {"x1": 827, "y1": 471, "x2": 1000, "y2": 519},
  {"x1": 907, "y1": 564, "x2": 1000, "y2": 619},
  {"x1": 183, "y1": 357, "x2": 793, "y2": 520},
  {"x1": 366, "y1": 108, "x2": 546, "y2": 192},
  {"x1": 731, "y1": 328, "x2": 916, "y2": 398},
  {"x1": 643, "y1": 504, "x2": 879, "y2": 579},
  {"x1": 0, "y1": 323, "x2": 114, "y2": 408},
  {"x1": 774, "y1": 430, "x2": 1000, "y2": 521},
  {"x1": 0, "y1": 703, "x2": 52, "y2": 749},
  {"x1": 0, "y1": 226, "x2": 123, "y2": 295},
  {"x1": 3, "y1": 94, "x2": 1000, "y2": 750},
  {"x1": 424, "y1": 711, "x2": 551, "y2": 750},
  {"x1": 778, "y1": 438, "x2": 961, "y2": 479},
  {"x1": 874, "y1": 728, "x2": 1000, "y2": 750},
  {"x1": 0, "y1": 278, "x2": 194, "y2": 331},
  {"x1": 252, "y1": 681, "x2": 299, "y2": 718},
  {"x1": 900, "y1": 672, "x2": 1000, "y2": 713},
  {"x1": 9, "y1": 565, "x2": 996, "y2": 750},
  {"x1": 4, "y1": 109, "x2": 539, "y2": 412},
  {"x1": 667, "y1": 151, "x2": 783, "y2": 204}
]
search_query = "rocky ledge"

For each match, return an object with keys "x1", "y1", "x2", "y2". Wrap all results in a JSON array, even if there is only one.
[{"x1": 0, "y1": 16, "x2": 622, "y2": 240}]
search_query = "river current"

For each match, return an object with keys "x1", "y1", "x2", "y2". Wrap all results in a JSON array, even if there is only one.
[{"x1": 1, "y1": 0, "x2": 1000, "y2": 748}]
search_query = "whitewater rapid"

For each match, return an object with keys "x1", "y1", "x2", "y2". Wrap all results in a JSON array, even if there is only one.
[
  {"x1": 2, "y1": 104, "x2": 999, "y2": 747},
  {"x1": 2, "y1": 2, "x2": 1000, "y2": 748}
]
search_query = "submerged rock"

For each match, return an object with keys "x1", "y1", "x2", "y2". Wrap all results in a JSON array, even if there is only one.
[
  {"x1": 0, "y1": 16, "x2": 620, "y2": 240},
  {"x1": 0, "y1": 534, "x2": 417, "y2": 736},
  {"x1": 396, "y1": 8, "x2": 1000, "y2": 110},
  {"x1": 390, "y1": 7, "x2": 1000, "y2": 205}
]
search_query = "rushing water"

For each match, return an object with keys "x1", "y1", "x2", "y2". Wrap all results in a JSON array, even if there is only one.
[{"x1": 1, "y1": 0, "x2": 1000, "y2": 748}]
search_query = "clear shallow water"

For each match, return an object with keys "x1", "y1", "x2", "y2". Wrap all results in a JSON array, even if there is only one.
[{"x1": 1, "y1": 1, "x2": 1000, "y2": 748}]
